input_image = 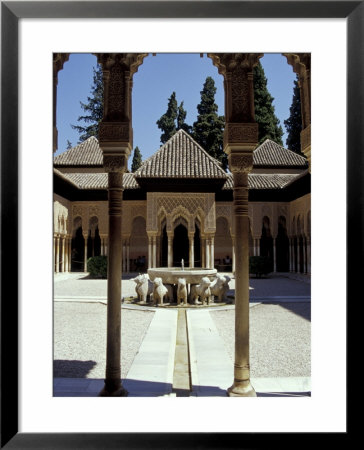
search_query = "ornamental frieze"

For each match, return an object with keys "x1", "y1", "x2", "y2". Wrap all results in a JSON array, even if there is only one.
[
  {"x1": 99, "y1": 122, "x2": 130, "y2": 142},
  {"x1": 225, "y1": 123, "x2": 259, "y2": 144},
  {"x1": 72, "y1": 205, "x2": 83, "y2": 218}
]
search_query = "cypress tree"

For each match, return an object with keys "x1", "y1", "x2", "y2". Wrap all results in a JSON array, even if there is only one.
[
  {"x1": 284, "y1": 77, "x2": 303, "y2": 154},
  {"x1": 156, "y1": 92, "x2": 178, "y2": 144},
  {"x1": 192, "y1": 77, "x2": 226, "y2": 170},
  {"x1": 253, "y1": 62, "x2": 283, "y2": 146},
  {"x1": 177, "y1": 101, "x2": 192, "y2": 134},
  {"x1": 71, "y1": 65, "x2": 104, "y2": 143},
  {"x1": 131, "y1": 146, "x2": 143, "y2": 172},
  {"x1": 157, "y1": 92, "x2": 191, "y2": 143}
]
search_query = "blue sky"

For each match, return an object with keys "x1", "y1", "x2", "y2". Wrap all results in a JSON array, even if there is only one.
[{"x1": 56, "y1": 53, "x2": 296, "y2": 169}]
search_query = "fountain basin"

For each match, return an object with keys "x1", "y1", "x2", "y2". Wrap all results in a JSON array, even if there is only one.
[{"x1": 147, "y1": 267, "x2": 217, "y2": 285}]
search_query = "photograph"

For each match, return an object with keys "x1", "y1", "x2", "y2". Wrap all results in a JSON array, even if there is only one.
[
  {"x1": 53, "y1": 52, "x2": 311, "y2": 398},
  {"x1": 1, "y1": 0, "x2": 356, "y2": 446}
]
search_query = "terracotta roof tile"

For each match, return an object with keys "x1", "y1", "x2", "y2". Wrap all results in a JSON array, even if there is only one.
[
  {"x1": 55, "y1": 171, "x2": 139, "y2": 190},
  {"x1": 253, "y1": 139, "x2": 308, "y2": 168},
  {"x1": 135, "y1": 129, "x2": 227, "y2": 179},
  {"x1": 223, "y1": 173, "x2": 301, "y2": 190},
  {"x1": 54, "y1": 136, "x2": 103, "y2": 166}
]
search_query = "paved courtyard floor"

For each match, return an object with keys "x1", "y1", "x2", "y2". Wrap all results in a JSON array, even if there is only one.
[{"x1": 54, "y1": 271, "x2": 311, "y2": 397}]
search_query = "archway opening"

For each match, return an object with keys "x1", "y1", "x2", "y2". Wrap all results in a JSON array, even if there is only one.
[
  {"x1": 194, "y1": 223, "x2": 201, "y2": 268},
  {"x1": 173, "y1": 224, "x2": 189, "y2": 267},
  {"x1": 161, "y1": 224, "x2": 168, "y2": 267},
  {"x1": 71, "y1": 219, "x2": 84, "y2": 272},
  {"x1": 277, "y1": 216, "x2": 289, "y2": 272},
  {"x1": 260, "y1": 216, "x2": 273, "y2": 272}
]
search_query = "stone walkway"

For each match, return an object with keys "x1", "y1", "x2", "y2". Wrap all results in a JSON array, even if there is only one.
[{"x1": 54, "y1": 271, "x2": 311, "y2": 397}]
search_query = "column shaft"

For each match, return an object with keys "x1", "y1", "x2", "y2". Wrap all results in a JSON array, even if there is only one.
[
  {"x1": 167, "y1": 235, "x2": 173, "y2": 268},
  {"x1": 55, "y1": 236, "x2": 60, "y2": 273}
]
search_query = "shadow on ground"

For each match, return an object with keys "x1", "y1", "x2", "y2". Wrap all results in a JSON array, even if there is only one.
[{"x1": 53, "y1": 359, "x2": 97, "y2": 378}]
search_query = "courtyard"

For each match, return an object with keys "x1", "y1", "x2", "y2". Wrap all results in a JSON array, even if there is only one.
[{"x1": 53, "y1": 272, "x2": 311, "y2": 397}]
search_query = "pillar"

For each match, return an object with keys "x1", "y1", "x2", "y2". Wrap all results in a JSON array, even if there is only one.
[
  {"x1": 148, "y1": 235, "x2": 152, "y2": 269},
  {"x1": 61, "y1": 236, "x2": 66, "y2": 272},
  {"x1": 205, "y1": 238, "x2": 210, "y2": 269},
  {"x1": 209, "y1": 52, "x2": 262, "y2": 397},
  {"x1": 201, "y1": 237, "x2": 206, "y2": 268},
  {"x1": 189, "y1": 233, "x2": 195, "y2": 268},
  {"x1": 152, "y1": 236, "x2": 157, "y2": 268},
  {"x1": 288, "y1": 237, "x2": 293, "y2": 272},
  {"x1": 83, "y1": 233, "x2": 88, "y2": 273},
  {"x1": 306, "y1": 236, "x2": 311, "y2": 274},
  {"x1": 283, "y1": 53, "x2": 311, "y2": 170},
  {"x1": 167, "y1": 233, "x2": 173, "y2": 268},
  {"x1": 210, "y1": 236, "x2": 215, "y2": 269},
  {"x1": 55, "y1": 235, "x2": 60, "y2": 273},
  {"x1": 53, "y1": 54, "x2": 69, "y2": 152},
  {"x1": 232, "y1": 236, "x2": 236, "y2": 273},
  {"x1": 273, "y1": 237, "x2": 277, "y2": 273},
  {"x1": 96, "y1": 52, "x2": 147, "y2": 397}
]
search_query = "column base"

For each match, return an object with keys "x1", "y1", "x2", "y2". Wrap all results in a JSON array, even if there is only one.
[
  {"x1": 227, "y1": 381, "x2": 256, "y2": 397},
  {"x1": 99, "y1": 379, "x2": 128, "y2": 397}
]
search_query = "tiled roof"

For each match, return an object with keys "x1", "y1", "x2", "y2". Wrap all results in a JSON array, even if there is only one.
[
  {"x1": 223, "y1": 173, "x2": 301, "y2": 190},
  {"x1": 135, "y1": 129, "x2": 227, "y2": 179},
  {"x1": 54, "y1": 171, "x2": 139, "y2": 190},
  {"x1": 54, "y1": 137, "x2": 103, "y2": 166},
  {"x1": 253, "y1": 139, "x2": 308, "y2": 167}
]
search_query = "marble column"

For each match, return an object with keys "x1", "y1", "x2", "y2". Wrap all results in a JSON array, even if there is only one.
[
  {"x1": 167, "y1": 233, "x2": 173, "y2": 268},
  {"x1": 189, "y1": 233, "x2": 195, "y2": 268},
  {"x1": 55, "y1": 235, "x2": 60, "y2": 273},
  {"x1": 288, "y1": 238, "x2": 293, "y2": 272},
  {"x1": 61, "y1": 236, "x2": 66, "y2": 272},
  {"x1": 273, "y1": 237, "x2": 277, "y2": 272},
  {"x1": 209, "y1": 52, "x2": 262, "y2": 397},
  {"x1": 201, "y1": 236, "x2": 203, "y2": 267},
  {"x1": 152, "y1": 236, "x2": 157, "y2": 268},
  {"x1": 210, "y1": 236, "x2": 215, "y2": 269},
  {"x1": 205, "y1": 238, "x2": 210, "y2": 269},
  {"x1": 83, "y1": 234, "x2": 88, "y2": 273},
  {"x1": 95, "y1": 52, "x2": 147, "y2": 397},
  {"x1": 303, "y1": 236, "x2": 307, "y2": 274},
  {"x1": 306, "y1": 236, "x2": 311, "y2": 274},
  {"x1": 148, "y1": 235, "x2": 152, "y2": 269}
]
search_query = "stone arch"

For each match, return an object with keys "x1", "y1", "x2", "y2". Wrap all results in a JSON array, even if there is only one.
[
  {"x1": 276, "y1": 215, "x2": 289, "y2": 272},
  {"x1": 130, "y1": 216, "x2": 148, "y2": 269},
  {"x1": 260, "y1": 216, "x2": 273, "y2": 271},
  {"x1": 71, "y1": 216, "x2": 84, "y2": 272},
  {"x1": 87, "y1": 216, "x2": 101, "y2": 258},
  {"x1": 215, "y1": 216, "x2": 233, "y2": 266}
]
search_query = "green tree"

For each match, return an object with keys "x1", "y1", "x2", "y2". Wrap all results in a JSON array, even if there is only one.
[
  {"x1": 156, "y1": 92, "x2": 191, "y2": 144},
  {"x1": 71, "y1": 65, "x2": 104, "y2": 143},
  {"x1": 156, "y1": 92, "x2": 178, "y2": 144},
  {"x1": 284, "y1": 77, "x2": 303, "y2": 154},
  {"x1": 192, "y1": 77, "x2": 226, "y2": 170},
  {"x1": 131, "y1": 146, "x2": 143, "y2": 172},
  {"x1": 177, "y1": 101, "x2": 192, "y2": 134},
  {"x1": 253, "y1": 62, "x2": 283, "y2": 146}
]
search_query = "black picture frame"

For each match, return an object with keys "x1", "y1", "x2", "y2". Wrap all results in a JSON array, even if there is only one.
[{"x1": 1, "y1": 1, "x2": 358, "y2": 448}]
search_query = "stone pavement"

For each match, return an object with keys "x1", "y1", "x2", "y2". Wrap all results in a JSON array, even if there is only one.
[{"x1": 54, "y1": 272, "x2": 311, "y2": 397}]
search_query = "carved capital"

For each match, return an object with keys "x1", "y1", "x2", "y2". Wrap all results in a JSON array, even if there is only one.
[
  {"x1": 224, "y1": 123, "x2": 259, "y2": 146},
  {"x1": 103, "y1": 155, "x2": 127, "y2": 173},
  {"x1": 229, "y1": 154, "x2": 254, "y2": 174},
  {"x1": 99, "y1": 122, "x2": 131, "y2": 142}
]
